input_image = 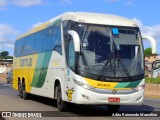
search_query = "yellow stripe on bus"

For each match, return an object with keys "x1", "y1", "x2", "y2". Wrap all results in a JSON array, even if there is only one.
[
  {"x1": 13, "y1": 54, "x2": 38, "y2": 92},
  {"x1": 84, "y1": 77, "x2": 131, "y2": 90}
]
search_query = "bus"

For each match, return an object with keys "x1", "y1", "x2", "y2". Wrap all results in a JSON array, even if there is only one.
[{"x1": 13, "y1": 12, "x2": 156, "y2": 112}]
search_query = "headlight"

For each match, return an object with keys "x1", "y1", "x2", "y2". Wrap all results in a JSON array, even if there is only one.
[
  {"x1": 133, "y1": 84, "x2": 145, "y2": 91},
  {"x1": 73, "y1": 79, "x2": 95, "y2": 90}
]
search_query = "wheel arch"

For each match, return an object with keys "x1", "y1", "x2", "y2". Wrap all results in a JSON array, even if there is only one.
[{"x1": 54, "y1": 77, "x2": 65, "y2": 100}]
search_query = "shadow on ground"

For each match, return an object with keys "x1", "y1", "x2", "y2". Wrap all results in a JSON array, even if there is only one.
[{"x1": 27, "y1": 94, "x2": 155, "y2": 117}]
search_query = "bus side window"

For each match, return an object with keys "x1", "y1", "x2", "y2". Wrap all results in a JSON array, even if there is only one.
[
  {"x1": 52, "y1": 23, "x2": 62, "y2": 55},
  {"x1": 42, "y1": 29, "x2": 50, "y2": 52},
  {"x1": 36, "y1": 31, "x2": 43, "y2": 53},
  {"x1": 14, "y1": 40, "x2": 21, "y2": 57}
]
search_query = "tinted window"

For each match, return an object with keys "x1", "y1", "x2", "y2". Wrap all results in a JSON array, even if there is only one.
[
  {"x1": 14, "y1": 22, "x2": 62, "y2": 57},
  {"x1": 52, "y1": 23, "x2": 62, "y2": 55},
  {"x1": 34, "y1": 31, "x2": 43, "y2": 53},
  {"x1": 41, "y1": 28, "x2": 52, "y2": 52}
]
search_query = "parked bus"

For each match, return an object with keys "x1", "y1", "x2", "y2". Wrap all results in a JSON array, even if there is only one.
[{"x1": 13, "y1": 12, "x2": 156, "y2": 112}]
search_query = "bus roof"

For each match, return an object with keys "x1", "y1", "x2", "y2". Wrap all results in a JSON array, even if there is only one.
[{"x1": 17, "y1": 12, "x2": 138, "y2": 40}]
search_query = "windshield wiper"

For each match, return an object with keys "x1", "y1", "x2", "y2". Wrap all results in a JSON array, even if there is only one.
[
  {"x1": 96, "y1": 43, "x2": 133, "y2": 81},
  {"x1": 117, "y1": 57, "x2": 133, "y2": 81},
  {"x1": 96, "y1": 56, "x2": 112, "y2": 80},
  {"x1": 113, "y1": 43, "x2": 133, "y2": 81}
]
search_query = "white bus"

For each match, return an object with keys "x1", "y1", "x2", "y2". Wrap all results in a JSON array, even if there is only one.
[{"x1": 13, "y1": 12, "x2": 156, "y2": 112}]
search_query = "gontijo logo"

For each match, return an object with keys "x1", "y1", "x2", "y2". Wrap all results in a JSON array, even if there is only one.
[{"x1": 20, "y1": 58, "x2": 32, "y2": 67}]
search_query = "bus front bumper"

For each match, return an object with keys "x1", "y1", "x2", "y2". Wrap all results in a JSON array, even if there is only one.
[{"x1": 70, "y1": 85, "x2": 144, "y2": 105}]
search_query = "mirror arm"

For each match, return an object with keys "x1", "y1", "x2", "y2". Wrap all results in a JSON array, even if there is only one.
[
  {"x1": 142, "y1": 34, "x2": 157, "y2": 54},
  {"x1": 68, "y1": 30, "x2": 80, "y2": 52}
]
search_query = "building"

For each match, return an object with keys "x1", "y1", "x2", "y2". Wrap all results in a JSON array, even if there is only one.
[{"x1": 0, "y1": 59, "x2": 13, "y2": 74}]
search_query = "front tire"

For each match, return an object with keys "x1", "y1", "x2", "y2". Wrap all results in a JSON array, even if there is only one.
[{"x1": 56, "y1": 85, "x2": 67, "y2": 112}]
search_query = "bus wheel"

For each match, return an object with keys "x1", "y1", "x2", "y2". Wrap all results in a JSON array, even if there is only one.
[
  {"x1": 107, "y1": 105, "x2": 120, "y2": 112},
  {"x1": 18, "y1": 82, "x2": 23, "y2": 98},
  {"x1": 22, "y1": 82, "x2": 29, "y2": 100},
  {"x1": 56, "y1": 85, "x2": 66, "y2": 112}
]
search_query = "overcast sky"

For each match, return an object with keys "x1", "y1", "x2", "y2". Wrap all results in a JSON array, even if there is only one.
[{"x1": 0, "y1": 0, "x2": 160, "y2": 55}]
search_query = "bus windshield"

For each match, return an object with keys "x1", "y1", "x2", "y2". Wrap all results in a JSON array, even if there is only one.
[{"x1": 76, "y1": 23, "x2": 144, "y2": 81}]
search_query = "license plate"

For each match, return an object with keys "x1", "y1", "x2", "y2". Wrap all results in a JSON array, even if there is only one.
[{"x1": 108, "y1": 97, "x2": 120, "y2": 102}]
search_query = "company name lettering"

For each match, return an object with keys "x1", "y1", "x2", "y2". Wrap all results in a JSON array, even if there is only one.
[
  {"x1": 97, "y1": 83, "x2": 111, "y2": 87},
  {"x1": 20, "y1": 58, "x2": 32, "y2": 67}
]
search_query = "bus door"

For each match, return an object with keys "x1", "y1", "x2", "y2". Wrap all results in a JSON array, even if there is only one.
[{"x1": 66, "y1": 38, "x2": 76, "y2": 101}]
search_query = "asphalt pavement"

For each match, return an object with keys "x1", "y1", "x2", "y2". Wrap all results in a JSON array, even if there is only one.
[{"x1": 0, "y1": 82, "x2": 159, "y2": 120}]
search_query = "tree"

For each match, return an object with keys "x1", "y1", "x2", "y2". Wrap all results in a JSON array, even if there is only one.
[
  {"x1": 144, "y1": 48, "x2": 152, "y2": 57},
  {"x1": 0, "y1": 51, "x2": 9, "y2": 58}
]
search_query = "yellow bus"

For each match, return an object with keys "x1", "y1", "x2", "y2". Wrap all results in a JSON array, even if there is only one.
[{"x1": 13, "y1": 12, "x2": 156, "y2": 112}]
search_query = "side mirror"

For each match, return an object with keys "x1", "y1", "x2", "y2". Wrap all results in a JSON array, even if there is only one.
[
  {"x1": 68, "y1": 30, "x2": 80, "y2": 52},
  {"x1": 142, "y1": 34, "x2": 157, "y2": 54}
]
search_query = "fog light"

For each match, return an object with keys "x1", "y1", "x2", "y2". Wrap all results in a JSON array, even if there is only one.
[
  {"x1": 136, "y1": 96, "x2": 142, "y2": 101},
  {"x1": 82, "y1": 94, "x2": 90, "y2": 101}
]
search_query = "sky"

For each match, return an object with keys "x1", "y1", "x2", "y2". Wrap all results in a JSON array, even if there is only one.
[{"x1": 0, "y1": 0, "x2": 160, "y2": 56}]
